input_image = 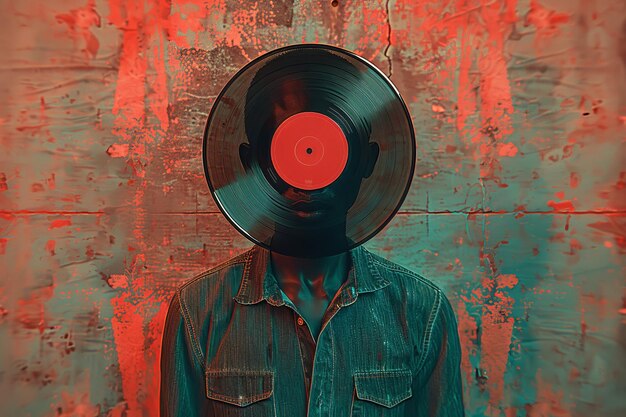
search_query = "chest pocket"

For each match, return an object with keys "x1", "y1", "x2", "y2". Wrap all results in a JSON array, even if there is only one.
[
  {"x1": 205, "y1": 370, "x2": 275, "y2": 416},
  {"x1": 351, "y1": 369, "x2": 413, "y2": 417}
]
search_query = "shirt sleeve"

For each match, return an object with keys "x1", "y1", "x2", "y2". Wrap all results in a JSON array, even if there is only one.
[
  {"x1": 160, "y1": 291, "x2": 208, "y2": 417},
  {"x1": 409, "y1": 289, "x2": 466, "y2": 417}
]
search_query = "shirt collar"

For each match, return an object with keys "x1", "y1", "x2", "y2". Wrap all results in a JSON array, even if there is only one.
[{"x1": 233, "y1": 244, "x2": 390, "y2": 307}]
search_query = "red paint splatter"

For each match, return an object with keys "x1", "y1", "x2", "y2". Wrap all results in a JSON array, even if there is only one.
[
  {"x1": 498, "y1": 142, "x2": 519, "y2": 157},
  {"x1": 49, "y1": 219, "x2": 72, "y2": 229},
  {"x1": 106, "y1": 1, "x2": 177, "y2": 414},
  {"x1": 110, "y1": 295, "x2": 146, "y2": 417},
  {"x1": 146, "y1": 304, "x2": 169, "y2": 414},
  {"x1": 392, "y1": 0, "x2": 518, "y2": 185},
  {"x1": 55, "y1": 0, "x2": 102, "y2": 59},
  {"x1": 589, "y1": 216, "x2": 626, "y2": 253},
  {"x1": 479, "y1": 274, "x2": 518, "y2": 411},
  {"x1": 455, "y1": 301, "x2": 478, "y2": 391},
  {"x1": 106, "y1": 274, "x2": 129, "y2": 289},
  {"x1": 16, "y1": 286, "x2": 54, "y2": 333},
  {"x1": 109, "y1": 0, "x2": 148, "y2": 131},
  {"x1": 524, "y1": 0, "x2": 570, "y2": 47},
  {"x1": 0, "y1": 172, "x2": 8, "y2": 191},
  {"x1": 106, "y1": 143, "x2": 130, "y2": 158},
  {"x1": 547, "y1": 199, "x2": 575, "y2": 212},
  {"x1": 46, "y1": 240, "x2": 56, "y2": 256},
  {"x1": 47, "y1": 173, "x2": 56, "y2": 190},
  {"x1": 525, "y1": 369, "x2": 573, "y2": 417},
  {"x1": 31, "y1": 183, "x2": 45, "y2": 192},
  {"x1": 432, "y1": 103, "x2": 446, "y2": 113},
  {"x1": 597, "y1": 171, "x2": 626, "y2": 211},
  {"x1": 111, "y1": 283, "x2": 168, "y2": 417},
  {"x1": 53, "y1": 373, "x2": 101, "y2": 417}
]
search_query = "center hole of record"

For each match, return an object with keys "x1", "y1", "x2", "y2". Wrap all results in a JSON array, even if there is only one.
[{"x1": 295, "y1": 136, "x2": 324, "y2": 166}]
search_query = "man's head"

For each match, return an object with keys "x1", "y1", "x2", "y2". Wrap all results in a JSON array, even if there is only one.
[{"x1": 239, "y1": 47, "x2": 379, "y2": 223}]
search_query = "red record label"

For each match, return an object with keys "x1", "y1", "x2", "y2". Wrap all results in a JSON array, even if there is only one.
[{"x1": 270, "y1": 112, "x2": 348, "y2": 190}]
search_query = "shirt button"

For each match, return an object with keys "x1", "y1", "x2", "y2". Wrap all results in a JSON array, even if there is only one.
[{"x1": 297, "y1": 317, "x2": 304, "y2": 326}]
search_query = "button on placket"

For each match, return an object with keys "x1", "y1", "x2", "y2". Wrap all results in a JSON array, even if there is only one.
[{"x1": 292, "y1": 312, "x2": 315, "y2": 412}]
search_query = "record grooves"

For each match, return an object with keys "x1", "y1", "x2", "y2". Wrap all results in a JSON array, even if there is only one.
[{"x1": 203, "y1": 44, "x2": 416, "y2": 258}]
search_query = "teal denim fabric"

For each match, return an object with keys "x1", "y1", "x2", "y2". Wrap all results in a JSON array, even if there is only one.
[{"x1": 160, "y1": 244, "x2": 465, "y2": 416}]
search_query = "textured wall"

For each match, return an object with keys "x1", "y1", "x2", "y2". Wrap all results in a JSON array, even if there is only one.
[{"x1": 1, "y1": 0, "x2": 625, "y2": 416}]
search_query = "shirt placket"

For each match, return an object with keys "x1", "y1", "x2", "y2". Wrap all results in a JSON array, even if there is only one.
[
  {"x1": 308, "y1": 284, "x2": 360, "y2": 416},
  {"x1": 264, "y1": 274, "x2": 318, "y2": 410},
  {"x1": 294, "y1": 310, "x2": 316, "y2": 405},
  {"x1": 264, "y1": 262, "x2": 359, "y2": 417}
]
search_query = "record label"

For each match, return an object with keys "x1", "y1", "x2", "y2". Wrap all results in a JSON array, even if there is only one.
[{"x1": 270, "y1": 112, "x2": 348, "y2": 190}]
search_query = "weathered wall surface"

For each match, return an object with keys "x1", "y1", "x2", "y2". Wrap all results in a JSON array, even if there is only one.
[{"x1": 0, "y1": 0, "x2": 624, "y2": 416}]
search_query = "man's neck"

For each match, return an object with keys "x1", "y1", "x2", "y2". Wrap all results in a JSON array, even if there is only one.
[{"x1": 269, "y1": 250, "x2": 351, "y2": 301}]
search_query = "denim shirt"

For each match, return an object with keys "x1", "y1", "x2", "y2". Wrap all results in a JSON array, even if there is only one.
[{"x1": 160, "y1": 244, "x2": 465, "y2": 417}]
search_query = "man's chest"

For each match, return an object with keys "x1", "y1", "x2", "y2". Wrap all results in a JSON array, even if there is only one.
[
  {"x1": 293, "y1": 297, "x2": 329, "y2": 341},
  {"x1": 202, "y1": 297, "x2": 419, "y2": 417}
]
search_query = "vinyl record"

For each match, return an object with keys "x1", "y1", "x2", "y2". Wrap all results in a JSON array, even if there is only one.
[{"x1": 203, "y1": 44, "x2": 416, "y2": 258}]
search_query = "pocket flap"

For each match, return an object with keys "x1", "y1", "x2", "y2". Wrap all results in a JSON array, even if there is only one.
[
  {"x1": 353, "y1": 368, "x2": 413, "y2": 408},
  {"x1": 205, "y1": 370, "x2": 274, "y2": 407}
]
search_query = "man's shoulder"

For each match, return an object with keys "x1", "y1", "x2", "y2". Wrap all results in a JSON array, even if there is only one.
[
  {"x1": 366, "y1": 248, "x2": 443, "y2": 295},
  {"x1": 365, "y1": 249, "x2": 457, "y2": 337},
  {"x1": 175, "y1": 247, "x2": 252, "y2": 299}
]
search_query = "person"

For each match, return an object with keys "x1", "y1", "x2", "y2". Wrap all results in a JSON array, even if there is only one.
[{"x1": 160, "y1": 47, "x2": 465, "y2": 417}]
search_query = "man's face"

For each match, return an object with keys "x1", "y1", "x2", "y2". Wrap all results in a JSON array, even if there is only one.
[{"x1": 241, "y1": 78, "x2": 379, "y2": 223}]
